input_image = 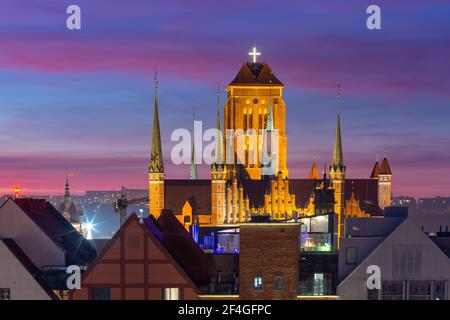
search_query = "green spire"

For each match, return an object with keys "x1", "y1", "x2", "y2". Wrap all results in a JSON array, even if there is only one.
[
  {"x1": 213, "y1": 85, "x2": 224, "y2": 170},
  {"x1": 149, "y1": 73, "x2": 164, "y2": 173},
  {"x1": 190, "y1": 107, "x2": 198, "y2": 179},
  {"x1": 266, "y1": 94, "x2": 274, "y2": 131},
  {"x1": 332, "y1": 112, "x2": 344, "y2": 167},
  {"x1": 261, "y1": 84, "x2": 275, "y2": 175}
]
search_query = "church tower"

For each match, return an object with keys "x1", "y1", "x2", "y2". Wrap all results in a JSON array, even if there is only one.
[
  {"x1": 211, "y1": 88, "x2": 227, "y2": 225},
  {"x1": 224, "y1": 47, "x2": 288, "y2": 180},
  {"x1": 378, "y1": 156, "x2": 392, "y2": 211},
  {"x1": 62, "y1": 169, "x2": 71, "y2": 221},
  {"x1": 329, "y1": 89, "x2": 346, "y2": 240},
  {"x1": 149, "y1": 74, "x2": 165, "y2": 219}
]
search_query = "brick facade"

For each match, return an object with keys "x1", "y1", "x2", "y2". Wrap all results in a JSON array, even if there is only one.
[{"x1": 239, "y1": 224, "x2": 300, "y2": 299}]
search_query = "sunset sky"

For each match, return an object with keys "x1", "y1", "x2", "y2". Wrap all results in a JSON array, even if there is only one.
[{"x1": 0, "y1": 0, "x2": 449, "y2": 197}]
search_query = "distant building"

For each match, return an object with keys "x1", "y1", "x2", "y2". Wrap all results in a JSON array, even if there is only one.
[
  {"x1": 58, "y1": 172, "x2": 84, "y2": 233},
  {"x1": 147, "y1": 49, "x2": 393, "y2": 232},
  {"x1": 338, "y1": 211, "x2": 450, "y2": 300}
]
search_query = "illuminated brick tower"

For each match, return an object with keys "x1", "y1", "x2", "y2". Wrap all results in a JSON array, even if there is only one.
[
  {"x1": 211, "y1": 89, "x2": 227, "y2": 225},
  {"x1": 378, "y1": 157, "x2": 392, "y2": 210},
  {"x1": 149, "y1": 74, "x2": 165, "y2": 219},
  {"x1": 329, "y1": 111, "x2": 345, "y2": 241},
  {"x1": 224, "y1": 47, "x2": 288, "y2": 180}
]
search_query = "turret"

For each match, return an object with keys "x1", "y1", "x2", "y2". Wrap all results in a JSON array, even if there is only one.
[
  {"x1": 211, "y1": 86, "x2": 227, "y2": 225},
  {"x1": 378, "y1": 156, "x2": 392, "y2": 211},
  {"x1": 370, "y1": 159, "x2": 380, "y2": 179},
  {"x1": 329, "y1": 86, "x2": 346, "y2": 243},
  {"x1": 308, "y1": 162, "x2": 320, "y2": 180},
  {"x1": 149, "y1": 73, "x2": 165, "y2": 219}
]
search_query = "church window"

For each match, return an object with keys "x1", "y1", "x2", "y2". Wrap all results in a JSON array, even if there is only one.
[
  {"x1": 162, "y1": 288, "x2": 179, "y2": 300},
  {"x1": 91, "y1": 288, "x2": 110, "y2": 300},
  {"x1": 253, "y1": 276, "x2": 263, "y2": 290},
  {"x1": 273, "y1": 276, "x2": 283, "y2": 291},
  {"x1": 244, "y1": 109, "x2": 248, "y2": 131},
  {"x1": 253, "y1": 98, "x2": 259, "y2": 104}
]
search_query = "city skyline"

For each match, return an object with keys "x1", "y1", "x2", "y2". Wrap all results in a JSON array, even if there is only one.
[{"x1": 1, "y1": 1, "x2": 450, "y2": 197}]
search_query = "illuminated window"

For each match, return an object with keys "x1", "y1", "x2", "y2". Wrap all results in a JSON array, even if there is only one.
[
  {"x1": 162, "y1": 288, "x2": 179, "y2": 300},
  {"x1": 0, "y1": 288, "x2": 10, "y2": 300},
  {"x1": 253, "y1": 276, "x2": 263, "y2": 290}
]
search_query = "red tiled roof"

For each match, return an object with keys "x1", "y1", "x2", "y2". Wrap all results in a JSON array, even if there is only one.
[
  {"x1": 152, "y1": 210, "x2": 209, "y2": 286},
  {"x1": 370, "y1": 161, "x2": 380, "y2": 179},
  {"x1": 165, "y1": 180, "x2": 211, "y2": 215},
  {"x1": 379, "y1": 157, "x2": 392, "y2": 175},
  {"x1": 229, "y1": 62, "x2": 283, "y2": 86},
  {"x1": 345, "y1": 179, "x2": 381, "y2": 215}
]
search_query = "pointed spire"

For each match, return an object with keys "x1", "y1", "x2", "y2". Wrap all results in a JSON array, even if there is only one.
[
  {"x1": 190, "y1": 107, "x2": 198, "y2": 179},
  {"x1": 332, "y1": 86, "x2": 344, "y2": 168},
  {"x1": 213, "y1": 84, "x2": 224, "y2": 170},
  {"x1": 261, "y1": 83, "x2": 275, "y2": 176},
  {"x1": 379, "y1": 156, "x2": 392, "y2": 175},
  {"x1": 149, "y1": 72, "x2": 164, "y2": 173},
  {"x1": 308, "y1": 162, "x2": 320, "y2": 180},
  {"x1": 370, "y1": 159, "x2": 380, "y2": 179}
]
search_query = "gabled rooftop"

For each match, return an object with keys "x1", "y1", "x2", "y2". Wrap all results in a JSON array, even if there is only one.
[
  {"x1": 1, "y1": 238, "x2": 59, "y2": 300},
  {"x1": 13, "y1": 198, "x2": 97, "y2": 266},
  {"x1": 228, "y1": 62, "x2": 283, "y2": 86}
]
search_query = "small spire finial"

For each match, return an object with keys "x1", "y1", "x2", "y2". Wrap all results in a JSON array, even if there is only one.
[{"x1": 337, "y1": 83, "x2": 342, "y2": 114}]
